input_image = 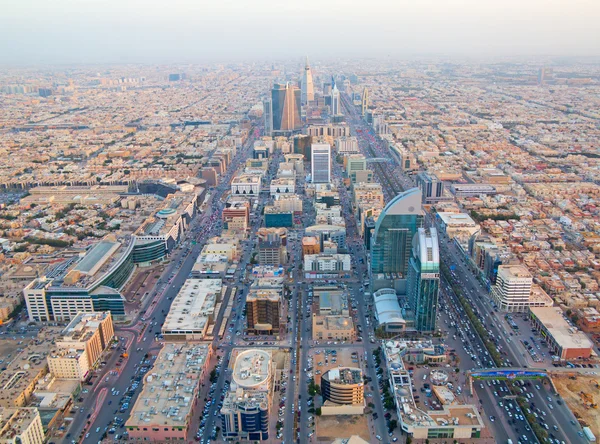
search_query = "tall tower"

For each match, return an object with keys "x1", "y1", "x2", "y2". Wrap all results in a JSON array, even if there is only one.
[
  {"x1": 311, "y1": 143, "x2": 331, "y2": 184},
  {"x1": 331, "y1": 76, "x2": 340, "y2": 116},
  {"x1": 407, "y1": 227, "x2": 440, "y2": 332},
  {"x1": 271, "y1": 83, "x2": 302, "y2": 132},
  {"x1": 301, "y1": 56, "x2": 315, "y2": 105},
  {"x1": 263, "y1": 98, "x2": 273, "y2": 136},
  {"x1": 361, "y1": 87, "x2": 369, "y2": 117},
  {"x1": 370, "y1": 188, "x2": 422, "y2": 279}
]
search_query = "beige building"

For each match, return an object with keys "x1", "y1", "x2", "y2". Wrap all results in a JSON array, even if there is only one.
[
  {"x1": 0, "y1": 346, "x2": 48, "y2": 408},
  {"x1": 52, "y1": 312, "x2": 114, "y2": 376},
  {"x1": 47, "y1": 349, "x2": 89, "y2": 381},
  {"x1": 313, "y1": 315, "x2": 355, "y2": 341},
  {"x1": 321, "y1": 367, "x2": 365, "y2": 415},
  {"x1": 126, "y1": 343, "x2": 212, "y2": 442},
  {"x1": 0, "y1": 407, "x2": 45, "y2": 444}
]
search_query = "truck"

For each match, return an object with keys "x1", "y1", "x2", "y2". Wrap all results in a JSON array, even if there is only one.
[{"x1": 583, "y1": 426, "x2": 596, "y2": 442}]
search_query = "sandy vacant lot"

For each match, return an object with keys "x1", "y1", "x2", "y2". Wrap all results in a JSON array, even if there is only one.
[
  {"x1": 316, "y1": 414, "x2": 370, "y2": 442},
  {"x1": 554, "y1": 375, "x2": 600, "y2": 437}
]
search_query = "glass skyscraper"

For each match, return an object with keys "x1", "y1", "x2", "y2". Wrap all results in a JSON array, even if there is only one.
[
  {"x1": 407, "y1": 227, "x2": 440, "y2": 332},
  {"x1": 370, "y1": 188, "x2": 422, "y2": 278},
  {"x1": 271, "y1": 83, "x2": 302, "y2": 133}
]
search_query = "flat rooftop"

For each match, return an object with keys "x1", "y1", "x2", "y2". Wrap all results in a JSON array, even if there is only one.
[
  {"x1": 61, "y1": 312, "x2": 111, "y2": 343},
  {"x1": 0, "y1": 407, "x2": 41, "y2": 439},
  {"x1": 162, "y1": 279, "x2": 221, "y2": 334},
  {"x1": 323, "y1": 367, "x2": 363, "y2": 385},
  {"x1": 126, "y1": 343, "x2": 211, "y2": 428},
  {"x1": 232, "y1": 349, "x2": 272, "y2": 390},
  {"x1": 530, "y1": 306, "x2": 594, "y2": 350}
]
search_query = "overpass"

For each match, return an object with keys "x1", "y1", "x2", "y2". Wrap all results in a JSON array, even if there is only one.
[{"x1": 467, "y1": 366, "x2": 598, "y2": 394}]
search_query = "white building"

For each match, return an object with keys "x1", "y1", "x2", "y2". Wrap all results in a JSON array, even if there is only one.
[
  {"x1": 334, "y1": 137, "x2": 359, "y2": 153},
  {"x1": 490, "y1": 265, "x2": 553, "y2": 312},
  {"x1": 311, "y1": 143, "x2": 331, "y2": 184},
  {"x1": 231, "y1": 173, "x2": 262, "y2": 196},
  {"x1": 304, "y1": 254, "x2": 351, "y2": 273},
  {"x1": 269, "y1": 178, "x2": 295, "y2": 197}
]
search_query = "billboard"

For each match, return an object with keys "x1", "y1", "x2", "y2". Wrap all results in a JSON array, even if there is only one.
[{"x1": 470, "y1": 370, "x2": 547, "y2": 380}]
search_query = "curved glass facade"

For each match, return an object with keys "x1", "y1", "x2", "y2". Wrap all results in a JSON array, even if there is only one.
[
  {"x1": 133, "y1": 239, "x2": 166, "y2": 264},
  {"x1": 371, "y1": 188, "x2": 422, "y2": 277}
]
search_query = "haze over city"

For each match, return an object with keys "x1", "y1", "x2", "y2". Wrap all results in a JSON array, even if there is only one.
[
  {"x1": 1, "y1": 0, "x2": 600, "y2": 64},
  {"x1": 1, "y1": 2, "x2": 600, "y2": 444}
]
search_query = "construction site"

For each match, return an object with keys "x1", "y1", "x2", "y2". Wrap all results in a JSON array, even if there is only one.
[{"x1": 553, "y1": 374, "x2": 600, "y2": 438}]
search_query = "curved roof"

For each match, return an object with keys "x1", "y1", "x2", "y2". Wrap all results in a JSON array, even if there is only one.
[
  {"x1": 373, "y1": 288, "x2": 405, "y2": 326},
  {"x1": 305, "y1": 224, "x2": 345, "y2": 234},
  {"x1": 232, "y1": 349, "x2": 271, "y2": 389},
  {"x1": 373, "y1": 188, "x2": 421, "y2": 238},
  {"x1": 413, "y1": 227, "x2": 440, "y2": 269}
]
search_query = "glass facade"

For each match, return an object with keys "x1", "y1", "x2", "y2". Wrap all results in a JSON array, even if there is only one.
[
  {"x1": 371, "y1": 189, "x2": 422, "y2": 278},
  {"x1": 133, "y1": 239, "x2": 166, "y2": 264},
  {"x1": 407, "y1": 228, "x2": 440, "y2": 332}
]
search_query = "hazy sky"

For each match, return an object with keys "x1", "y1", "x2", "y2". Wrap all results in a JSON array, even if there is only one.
[{"x1": 1, "y1": 0, "x2": 599, "y2": 64}]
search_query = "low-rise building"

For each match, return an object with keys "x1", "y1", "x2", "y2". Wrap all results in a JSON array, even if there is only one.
[
  {"x1": 529, "y1": 306, "x2": 594, "y2": 361},
  {"x1": 161, "y1": 279, "x2": 222, "y2": 340},
  {"x1": 304, "y1": 254, "x2": 351, "y2": 274},
  {"x1": 125, "y1": 343, "x2": 212, "y2": 442},
  {"x1": 231, "y1": 173, "x2": 262, "y2": 196}
]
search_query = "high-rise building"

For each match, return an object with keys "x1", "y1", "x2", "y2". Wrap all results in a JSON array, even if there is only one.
[
  {"x1": 361, "y1": 87, "x2": 369, "y2": 117},
  {"x1": 271, "y1": 83, "x2": 301, "y2": 133},
  {"x1": 407, "y1": 228, "x2": 440, "y2": 332},
  {"x1": 416, "y1": 172, "x2": 446, "y2": 204},
  {"x1": 220, "y1": 349, "x2": 274, "y2": 441},
  {"x1": 331, "y1": 77, "x2": 340, "y2": 116},
  {"x1": 491, "y1": 265, "x2": 533, "y2": 312},
  {"x1": 263, "y1": 98, "x2": 273, "y2": 136},
  {"x1": 301, "y1": 56, "x2": 315, "y2": 105},
  {"x1": 246, "y1": 290, "x2": 281, "y2": 335},
  {"x1": 370, "y1": 188, "x2": 422, "y2": 279},
  {"x1": 311, "y1": 143, "x2": 331, "y2": 183}
]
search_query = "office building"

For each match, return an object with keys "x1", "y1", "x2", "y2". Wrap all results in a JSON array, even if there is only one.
[
  {"x1": 370, "y1": 188, "x2": 422, "y2": 280},
  {"x1": 416, "y1": 172, "x2": 448, "y2": 204},
  {"x1": 231, "y1": 173, "x2": 262, "y2": 196},
  {"x1": 373, "y1": 288, "x2": 406, "y2": 332},
  {"x1": 246, "y1": 290, "x2": 281, "y2": 335},
  {"x1": 305, "y1": 224, "x2": 346, "y2": 249},
  {"x1": 301, "y1": 56, "x2": 315, "y2": 105},
  {"x1": 48, "y1": 312, "x2": 114, "y2": 380},
  {"x1": 491, "y1": 265, "x2": 551, "y2": 312},
  {"x1": 220, "y1": 349, "x2": 275, "y2": 441},
  {"x1": 264, "y1": 206, "x2": 293, "y2": 228},
  {"x1": 0, "y1": 407, "x2": 45, "y2": 444},
  {"x1": 321, "y1": 368, "x2": 365, "y2": 415},
  {"x1": 334, "y1": 136, "x2": 359, "y2": 153},
  {"x1": 258, "y1": 239, "x2": 287, "y2": 266},
  {"x1": 125, "y1": 343, "x2": 212, "y2": 442},
  {"x1": 304, "y1": 254, "x2": 351, "y2": 273},
  {"x1": 331, "y1": 77, "x2": 340, "y2": 116},
  {"x1": 311, "y1": 143, "x2": 331, "y2": 184},
  {"x1": 407, "y1": 228, "x2": 440, "y2": 332},
  {"x1": 361, "y1": 87, "x2": 369, "y2": 117},
  {"x1": 271, "y1": 83, "x2": 301, "y2": 133},
  {"x1": 263, "y1": 98, "x2": 273, "y2": 136}
]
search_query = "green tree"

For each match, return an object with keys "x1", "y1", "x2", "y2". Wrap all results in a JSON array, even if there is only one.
[{"x1": 315, "y1": 407, "x2": 322, "y2": 416}]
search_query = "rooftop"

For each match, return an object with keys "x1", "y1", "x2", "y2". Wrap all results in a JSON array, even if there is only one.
[
  {"x1": 125, "y1": 343, "x2": 211, "y2": 428},
  {"x1": 232, "y1": 349, "x2": 272, "y2": 390},
  {"x1": 530, "y1": 306, "x2": 594, "y2": 350},
  {"x1": 323, "y1": 367, "x2": 363, "y2": 385},
  {"x1": 162, "y1": 279, "x2": 221, "y2": 334}
]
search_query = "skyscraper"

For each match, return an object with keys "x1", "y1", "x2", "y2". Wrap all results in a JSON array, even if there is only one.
[
  {"x1": 407, "y1": 228, "x2": 440, "y2": 332},
  {"x1": 271, "y1": 83, "x2": 302, "y2": 133},
  {"x1": 311, "y1": 143, "x2": 331, "y2": 183},
  {"x1": 331, "y1": 76, "x2": 340, "y2": 116},
  {"x1": 301, "y1": 56, "x2": 315, "y2": 105},
  {"x1": 361, "y1": 87, "x2": 369, "y2": 117},
  {"x1": 263, "y1": 98, "x2": 273, "y2": 136},
  {"x1": 370, "y1": 188, "x2": 422, "y2": 278}
]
